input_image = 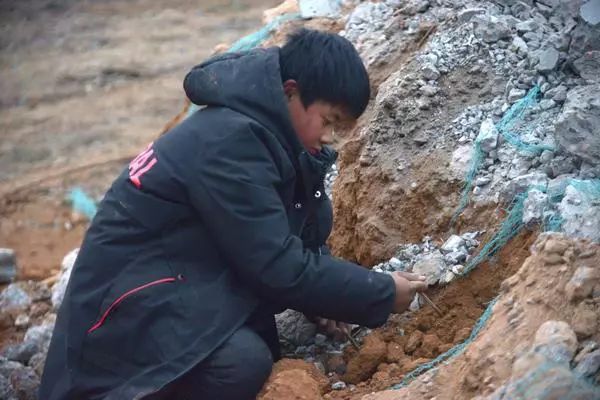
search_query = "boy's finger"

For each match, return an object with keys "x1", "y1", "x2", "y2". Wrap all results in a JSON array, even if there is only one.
[
  {"x1": 410, "y1": 281, "x2": 429, "y2": 293},
  {"x1": 395, "y1": 271, "x2": 427, "y2": 281}
]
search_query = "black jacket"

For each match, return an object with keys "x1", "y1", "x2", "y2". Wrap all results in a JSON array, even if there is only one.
[{"x1": 40, "y1": 47, "x2": 396, "y2": 400}]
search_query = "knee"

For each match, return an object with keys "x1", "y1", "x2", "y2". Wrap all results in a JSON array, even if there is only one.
[{"x1": 232, "y1": 329, "x2": 273, "y2": 387}]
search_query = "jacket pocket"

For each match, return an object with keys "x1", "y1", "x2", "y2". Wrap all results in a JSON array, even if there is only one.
[{"x1": 87, "y1": 276, "x2": 181, "y2": 334}]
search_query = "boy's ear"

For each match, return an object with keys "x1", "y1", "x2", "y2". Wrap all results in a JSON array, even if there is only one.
[{"x1": 283, "y1": 79, "x2": 299, "y2": 99}]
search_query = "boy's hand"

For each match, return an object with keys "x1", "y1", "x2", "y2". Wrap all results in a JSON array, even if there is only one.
[
  {"x1": 316, "y1": 317, "x2": 351, "y2": 341},
  {"x1": 391, "y1": 271, "x2": 428, "y2": 314}
]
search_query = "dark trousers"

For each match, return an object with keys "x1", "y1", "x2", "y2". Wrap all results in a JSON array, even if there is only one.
[{"x1": 149, "y1": 309, "x2": 280, "y2": 400}]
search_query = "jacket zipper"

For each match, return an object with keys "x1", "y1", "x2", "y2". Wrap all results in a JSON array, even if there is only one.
[{"x1": 87, "y1": 277, "x2": 178, "y2": 334}]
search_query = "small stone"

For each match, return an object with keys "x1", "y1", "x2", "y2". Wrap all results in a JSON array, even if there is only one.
[
  {"x1": 412, "y1": 252, "x2": 445, "y2": 285},
  {"x1": 52, "y1": 248, "x2": 79, "y2": 310},
  {"x1": 565, "y1": 266, "x2": 598, "y2": 302},
  {"x1": 331, "y1": 381, "x2": 347, "y2": 390},
  {"x1": 0, "y1": 374, "x2": 15, "y2": 399},
  {"x1": 457, "y1": 8, "x2": 485, "y2": 23},
  {"x1": 441, "y1": 235, "x2": 465, "y2": 252},
  {"x1": 2, "y1": 341, "x2": 38, "y2": 364},
  {"x1": 473, "y1": 15, "x2": 511, "y2": 43},
  {"x1": 0, "y1": 284, "x2": 32, "y2": 312},
  {"x1": 475, "y1": 176, "x2": 492, "y2": 186},
  {"x1": 536, "y1": 47, "x2": 560, "y2": 72},
  {"x1": 421, "y1": 64, "x2": 440, "y2": 81},
  {"x1": 573, "y1": 50, "x2": 600, "y2": 82},
  {"x1": 522, "y1": 189, "x2": 548, "y2": 224},
  {"x1": 441, "y1": 270, "x2": 456, "y2": 284},
  {"x1": 476, "y1": 118, "x2": 499, "y2": 152},
  {"x1": 546, "y1": 85, "x2": 567, "y2": 102},
  {"x1": 413, "y1": 134, "x2": 429, "y2": 145},
  {"x1": 23, "y1": 323, "x2": 55, "y2": 355},
  {"x1": 516, "y1": 19, "x2": 539, "y2": 33},
  {"x1": 572, "y1": 303, "x2": 598, "y2": 339},
  {"x1": 409, "y1": 294, "x2": 421, "y2": 312},
  {"x1": 508, "y1": 88, "x2": 527, "y2": 103},
  {"x1": 405, "y1": 330, "x2": 424, "y2": 354},
  {"x1": 276, "y1": 310, "x2": 317, "y2": 350},
  {"x1": 451, "y1": 264, "x2": 465, "y2": 275},
  {"x1": 512, "y1": 36, "x2": 528, "y2": 54},
  {"x1": 0, "y1": 357, "x2": 22, "y2": 379},
  {"x1": 558, "y1": 184, "x2": 600, "y2": 242},
  {"x1": 533, "y1": 320, "x2": 578, "y2": 363},
  {"x1": 0, "y1": 249, "x2": 17, "y2": 284},
  {"x1": 556, "y1": 84, "x2": 600, "y2": 166},
  {"x1": 539, "y1": 99, "x2": 556, "y2": 110},
  {"x1": 574, "y1": 349, "x2": 600, "y2": 378},
  {"x1": 28, "y1": 352, "x2": 46, "y2": 377},
  {"x1": 540, "y1": 150, "x2": 554, "y2": 163},
  {"x1": 580, "y1": 0, "x2": 600, "y2": 25},
  {"x1": 420, "y1": 84, "x2": 439, "y2": 97},
  {"x1": 575, "y1": 341, "x2": 599, "y2": 364},
  {"x1": 444, "y1": 250, "x2": 467, "y2": 265},
  {"x1": 9, "y1": 366, "x2": 39, "y2": 400},
  {"x1": 315, "y1": 333, "x2": 327, "y2": 346},
  {"x1": 14, "y1": 314, "x2": 29, "y2": 329}
]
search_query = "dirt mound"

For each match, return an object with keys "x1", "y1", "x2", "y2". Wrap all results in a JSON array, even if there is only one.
[
  {"x1": 363, "y1": 233, "x2": 600, "y2": 400},
  {"x1": 330, "y1": 64, "x2": 501, "y2": 266},
  {"x1": 258, "y1": 359, "x2": 329, "y2": 400}
]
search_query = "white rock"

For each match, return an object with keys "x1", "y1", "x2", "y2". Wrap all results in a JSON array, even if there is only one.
[
  {"x1": 522, "y1": 188, "x2": 549, "y2": 224},
  {"x1": 441, "y1": 235, "x2": 465, "y2": 252},
  {"x1": 536, "y1": 47, "x2": 560, "y2": 72},
  {"x1": 503, "y1": 172, "x2": 548, "y2": 200},
  {"x1": 51, "y1": 248, "x2": 79, "y2": 310},
  {"x1": 388, "y1": 257, "x2": 403, "y2": 270},
  {"x1": 299, "y1": 0, "x2": 341, "y2": 18},
  {"x1": 476, "y1": 118, "x2": 499, "y2": 153},
  {"x1": 475, "y1": 176, "x2": 492, "y2": 186},
  {"x1": 441, "y1": 270, "x2": 456, "y2": 284},
  {"x1": 555, "y1": 84, "x2": 600, "y2": 166},
  {"x1": 23, "y1": 322, "x2": 54, "y2": 353},
  {"x1": 331, "y1": 381, "x2": 347, "y2": 390},
  {"x1": 452, "y1": 264, "x2": 466, "y2": 275},
  {"x1": 512, "y1": 36, "x2": 529, "y2": 54},
  {"x1": 558, "y1": 184, "x2": 600, "y2": 242},
  {"x1": 450, "y1": 145, "x2": 473, "y2": 179},
  {"x1": 0, "y1": 283, "x2": 32, "y2": 311},
  {"x1": 412, "y1": 252, "x2": 445, "y2": 285},
  {"x1": 508, "y1": 88, "x2": 527, "y2": 103}
]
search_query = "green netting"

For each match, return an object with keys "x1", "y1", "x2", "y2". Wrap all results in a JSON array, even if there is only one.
[
  {"x1": 391, "y1": 297, "x2": 498, "y2": 389},
  {"x1": 68, "y1": 187, "x2": 98, "y2": 220},
  {"x1": 451, "y1": 86, "x2": 550, "y2": 225},
  {"x1": 186, "y1": 12, "x2": 302, "y2": 118}
]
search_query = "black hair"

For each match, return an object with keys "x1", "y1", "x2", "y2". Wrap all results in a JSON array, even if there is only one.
[{"x1": 279, "y1": 28, "x2": 370, "y2": 119}]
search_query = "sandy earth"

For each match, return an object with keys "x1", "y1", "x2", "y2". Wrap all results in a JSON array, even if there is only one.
[{"x1": 0, "y1": 0, "x2": 278, "y2": 280}]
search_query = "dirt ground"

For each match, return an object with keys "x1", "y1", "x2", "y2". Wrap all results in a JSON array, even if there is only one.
[{"x1": 0, "y1": 0, "x2": 278, "y2": 280}]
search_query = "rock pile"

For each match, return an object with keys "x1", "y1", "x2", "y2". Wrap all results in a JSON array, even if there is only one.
[
  {"x1": 0, "y1": 250, "x2": 75, "y2": 399},
  {"x1": 373, "y1": 232, "x2": 481, "y2": 286}
]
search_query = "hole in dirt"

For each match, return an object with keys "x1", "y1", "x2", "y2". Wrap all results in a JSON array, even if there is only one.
[{"x1": 322, "y1": 229, "x2": 537, "y2": 399}]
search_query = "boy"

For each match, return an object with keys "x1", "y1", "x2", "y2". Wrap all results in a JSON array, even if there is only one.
[{"x1": 40, "y1": 29, "x2": 427, "y2": 399}]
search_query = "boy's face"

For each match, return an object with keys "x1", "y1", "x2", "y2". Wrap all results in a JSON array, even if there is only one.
[{"x1": 284, "y1": 81, "x2": 356, "y2": 154}]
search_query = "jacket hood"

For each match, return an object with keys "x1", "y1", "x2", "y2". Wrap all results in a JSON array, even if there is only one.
[{"x1": 183, "y1": 47, "x2": 303, "y2": 157}]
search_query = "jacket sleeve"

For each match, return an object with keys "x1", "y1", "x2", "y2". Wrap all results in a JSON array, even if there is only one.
[
  {"x1": 187, "y1": 127, "x2": 396, "y2": 328},
  {"x1": 300, "y1": 195, "x2": 333, "y2": 253}
]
